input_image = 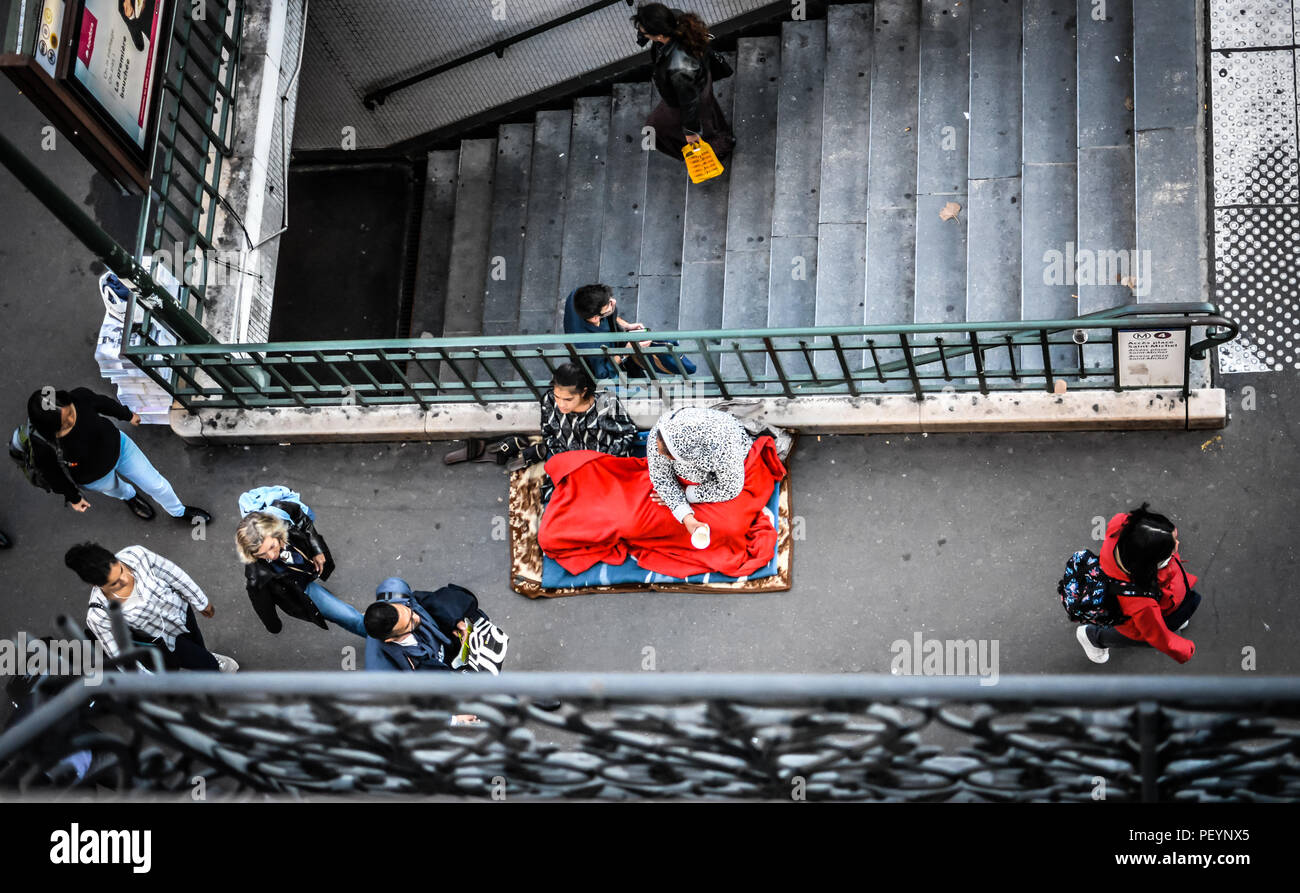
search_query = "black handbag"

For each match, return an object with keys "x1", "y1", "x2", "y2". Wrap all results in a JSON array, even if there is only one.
[{"x1": 708, "y1": 48, "x2": 732, "y2": 80}]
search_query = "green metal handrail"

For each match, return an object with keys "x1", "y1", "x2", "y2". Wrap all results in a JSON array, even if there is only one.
[
  {"x1": 135, "y1": 0, "x2": 245, "y2": 326},
  {"x1": 118, "y1": 293, "x2": 1237, "y2": 411}
]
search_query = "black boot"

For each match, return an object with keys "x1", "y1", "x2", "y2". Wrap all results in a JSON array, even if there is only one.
[
  {"x1": 180, "y1": 506, "x2": 212, "y2": 524},
  {"x1": 126, "y1": 495, "x2": 155, "y2": 520}
]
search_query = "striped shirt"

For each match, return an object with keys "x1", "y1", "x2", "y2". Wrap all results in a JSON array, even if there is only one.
[{"x1": 86, "y1": 546, "x2": 210, "y2": 658}]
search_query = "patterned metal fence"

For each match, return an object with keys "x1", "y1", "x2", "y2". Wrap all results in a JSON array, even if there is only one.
[
  {"x1": 2, "y1": 674, "x2": 1297, "y2": 801},
  {"x1": 117, "y1": 299, "x2": 1238, "y2": 411}
]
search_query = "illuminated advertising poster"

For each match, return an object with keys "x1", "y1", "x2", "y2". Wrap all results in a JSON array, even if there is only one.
[
  {"x1": 34, "y1": 0, "x2": 67, "y2": 77},
  {"x1": 69, "y1": 0, "x2": 166, "y2": 149}
]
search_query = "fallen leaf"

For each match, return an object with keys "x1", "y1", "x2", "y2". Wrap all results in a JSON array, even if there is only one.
[
  {"x1": 939, "y1": 201, "x2": 961, "y2": 221},
  {"x1": 1124, "y1": 96, "x2": 1134, "y2": 111},
  {"x1": 1053, "y1": 379, "x2": 1068, "y2": 394},
  {"x1": 1119, "y1": 274, "x2": 1139, "y2": 291}
]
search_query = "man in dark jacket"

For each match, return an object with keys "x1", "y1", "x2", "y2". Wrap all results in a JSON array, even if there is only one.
[
  {"x1": 24, "y1": 387, "x2": 210, "y2": 524},
  {"x1": 363, "y1": 577, "x2": 487, "y2": 672}
]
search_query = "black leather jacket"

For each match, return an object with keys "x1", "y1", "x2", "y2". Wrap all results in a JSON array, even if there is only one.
[
  {"x1": 651, "y1": 36, "x2": 708, "y2": 135},
  {"x1": 243, "y1": 501, "x2": 337, "y2": 634}
]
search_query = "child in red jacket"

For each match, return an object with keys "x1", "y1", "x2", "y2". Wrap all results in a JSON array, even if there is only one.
[{"x1": 1076, "y1": 503, "x2": 1202, "y2": 664}]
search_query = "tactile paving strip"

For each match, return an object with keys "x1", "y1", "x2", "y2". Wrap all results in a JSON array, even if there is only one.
[
  {"x1": 1209, "y1": 49, "x2": 1298, "y2": 206},
  {"x1": 1209, "y1": 0, "x2": 1296, "y2": 49},
  {"x1": 1214, "y1": 205, "x2": 1300, "y2": 371},
  {"x1": 1208, "y1": 1, "x2": 1299, "y2": 372}
]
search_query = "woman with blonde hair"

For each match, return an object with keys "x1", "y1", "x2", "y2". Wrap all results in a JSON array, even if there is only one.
[{"x1": 235, "y1": 496, "x2": 366, "y2": 638}]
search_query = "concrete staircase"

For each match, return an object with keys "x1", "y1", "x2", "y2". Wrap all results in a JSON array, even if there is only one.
[{"x1": 408, "y1": 0, "x2": 1203, "y2": 371}]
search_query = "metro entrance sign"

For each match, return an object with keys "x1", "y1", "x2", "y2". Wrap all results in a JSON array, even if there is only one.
[
  {"x1": 0, "y1": 0, "x2": 170, "y2": 191},
  {"x1": 1117, "y1": 328, "x2": 1188, "y2": 389}
]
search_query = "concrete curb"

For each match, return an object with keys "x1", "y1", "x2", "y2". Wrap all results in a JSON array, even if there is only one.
[{"x1": 170, "y1": 388, "x2": 1227, "y2": 443}]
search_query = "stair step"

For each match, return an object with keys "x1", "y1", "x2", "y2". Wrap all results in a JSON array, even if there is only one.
[
  {"x1": 968, "y1": 0, "x2": 1021, "y2": 180},
  {"x1": 517, "y1": 109, "x2": 571, "y2": 336},
  {"x1": 680, "y1": 51, "x2": 737, "y2": 332},
  {"x1": 1133, "y1": 0, "x2": 1201, "y2": 302},
  {"x1": 408, "y1": 150, "x2": 459, "y2": 343},
  {"x1": 481, "y1": 123, "x2": 533, "y2": 337},
  {"x1": 598, "y1": 83, "x2": 651, "y2": 318},
  {"x1": 914, "y1": 0, "x2": 970, "y2": 333},
  {"x1": 441, "y1": 139, "x2": 495, "y2": 339},
  {"x1": 819, "y1": 3, "x2": 873, "y2": 226},
  {"x1": 967, "y1": 177, "x2": 1022, "y2": 324},
  {"x1": 1022, "y1": 0, "x2": 1076, "y2": 165},
  {"x1": 865, "y1": 0, "x2": 920, "y2": 326},
  {"x1": 1077, "y1": 0, "x2": 1133, "y2": 150},
  {"x1": 768, "y1": 21, "x2": 825, "y2": 342},
  {"x1": 557, "y1": 97, "x2": 611, "y2": 327},
  {"x1": 1021, "y1": 0, "x2": 1078, "y2": 368},
  {"x1": 722, "y1": 35, "x2": 781, "y2": 343}
]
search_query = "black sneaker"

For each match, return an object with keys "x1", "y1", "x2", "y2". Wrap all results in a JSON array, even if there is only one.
[
  {"x1": 180, "y1": 506, "x2": 212, "y2": 525},
  {"x1": 126, "y1": 496, "x2": 155, "y2": 520}
]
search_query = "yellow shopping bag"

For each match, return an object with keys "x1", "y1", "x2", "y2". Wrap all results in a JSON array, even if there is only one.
[{"x1": 682, "y1": 140, "x2": 724, "y2": 183}]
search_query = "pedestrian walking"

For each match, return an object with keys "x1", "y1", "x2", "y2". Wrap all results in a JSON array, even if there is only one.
[
  {"x1": 1064, "y1": 503, "x2": 1203, "y2": 665},
  {"x1": 235, "y1": 487, "x2": 367, "y2": 638},
  {"x1": 634, "y1": 4, "x2": 735, "y2": 161},
  {"x1": 24, "y1": 387, "x2": 211, "y2": 524},
  {"x1": 66, "y1": 542, "x2": 237, "y2": 672}
]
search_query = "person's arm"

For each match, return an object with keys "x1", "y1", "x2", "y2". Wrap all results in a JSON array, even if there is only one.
[
  {"x1": 279, "y1": 501, "x2": 329, "y2": 565},
  {"x1": 142, "y1": 548, "x2": 210, "y2": 613},
  {"x1": 86, "y1": 601, "x2": 122, "y2": 660},
  {"x1": 647, "y1": 424, "x2": 692, "y2": 522},
  {"x1": 539, "y1": 392, "x2": 565, "y2": 459},
  {"x1": 669, "y1": 67, "x2": 704, "y2": 136},
  {"x1": 31, "y1": 439, "x2": 81, "y2": 504},
  {"x1": 1119, "y1": 597, "x2": 1194, "y2": 663},
  {"x1": 77, "y1": 387, "x2": 134, "y2": 423},
  {"x1": 245, "y1": 567, "x2": 283, "y2": 635}
]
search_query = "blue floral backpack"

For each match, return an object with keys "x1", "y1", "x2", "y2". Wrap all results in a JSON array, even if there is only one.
[{"x1": 1057, "y1": 550, "x2": 1154, "y2": 626}]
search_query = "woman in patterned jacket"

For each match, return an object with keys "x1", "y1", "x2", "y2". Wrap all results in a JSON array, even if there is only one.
[
  {"x1": 524, "y1": 363, "x2": 638, "y2": 501},
  {"x1": 647, "y1": 406, "x2": 751, "y2": 541}
]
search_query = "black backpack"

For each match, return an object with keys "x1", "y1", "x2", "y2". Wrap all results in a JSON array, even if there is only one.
[{"x1": 9, "y1": 422, "x2": 75, "y2": 493}]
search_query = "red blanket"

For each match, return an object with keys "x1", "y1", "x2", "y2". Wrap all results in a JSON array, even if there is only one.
[{"x1": 538, "y1": 436, "x2": 786, "y2": 578}]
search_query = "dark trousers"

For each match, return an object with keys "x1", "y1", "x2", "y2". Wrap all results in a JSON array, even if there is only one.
[
  {"x1": 145, "y1": 605, "x2": 219, "y2": 671},
  {"x1": 1087, "y1": 590, "x2": 1203, "y2": 648}
]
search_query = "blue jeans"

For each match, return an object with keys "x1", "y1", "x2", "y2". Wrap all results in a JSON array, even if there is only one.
[
  {"x1": 81, "y1": 431, "x2": 185, "y2": 517},
  {"x1": 305, "y1": 580, "x2": 366, "y2": 638}
]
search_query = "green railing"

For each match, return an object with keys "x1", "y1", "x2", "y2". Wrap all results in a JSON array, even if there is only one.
[
  {"x1": 134, "y1": 0, "x2": 245, "y2": 325},
  {"x1": 118, "y1": 293, "x2": 1237, "y2": 411}
]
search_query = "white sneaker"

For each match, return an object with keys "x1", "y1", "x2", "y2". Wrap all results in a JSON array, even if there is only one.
[
  {"x1": 213, "y1": 653, "x2": 239, "y2": 673},
  {"x1": 1076, "y1": 625, "x2": 1109, "y2": 664},
  {"x1": 1177, "y1": 619, "x2": 1190, "y2": 632}
]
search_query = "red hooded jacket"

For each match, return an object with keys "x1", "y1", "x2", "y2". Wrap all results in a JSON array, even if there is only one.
[{"x1": 1099, "y1": 511, "x2": 1198, "y2": 663}]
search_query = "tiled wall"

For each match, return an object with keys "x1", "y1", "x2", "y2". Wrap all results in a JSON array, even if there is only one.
[{"x1": 291, "y1": 0, "x2": 775, "y2": 152}]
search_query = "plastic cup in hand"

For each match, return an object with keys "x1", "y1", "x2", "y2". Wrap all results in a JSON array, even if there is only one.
[{"x1": 691, "y1": 524, "x2": 711, "y2": 550}]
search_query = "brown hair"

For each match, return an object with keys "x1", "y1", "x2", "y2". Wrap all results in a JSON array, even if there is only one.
[{"x1": 634, "y1": 4, "x2": 710, "y2": 59}]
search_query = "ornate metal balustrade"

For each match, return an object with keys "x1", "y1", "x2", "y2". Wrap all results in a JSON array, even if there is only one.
[{"x1": 2, "y1": 674, "x2": 1297, "y2": 801}]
